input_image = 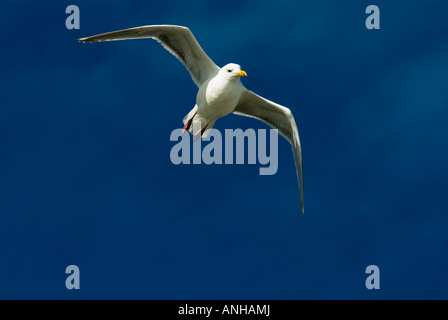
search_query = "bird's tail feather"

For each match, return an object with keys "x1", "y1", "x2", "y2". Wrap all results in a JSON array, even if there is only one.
[{"x1": 182, "y1": 105, "x2": 215, "y2": 138}]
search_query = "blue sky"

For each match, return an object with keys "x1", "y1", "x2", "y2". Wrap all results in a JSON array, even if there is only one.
[{"x1": 0, "y1": 0, "x2": 447, "y2": 299}]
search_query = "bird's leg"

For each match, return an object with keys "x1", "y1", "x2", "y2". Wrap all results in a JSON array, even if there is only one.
[
  {"x1": 182, "y1": 112, "x2": 197, "y2": 135},
  {"x1": 193, "y1": 124, "x2": 208, "y2": 142}
]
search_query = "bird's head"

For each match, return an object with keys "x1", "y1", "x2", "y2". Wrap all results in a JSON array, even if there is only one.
[{"x1": 220, "y1": 63, "x2": 247, "y2": 79}]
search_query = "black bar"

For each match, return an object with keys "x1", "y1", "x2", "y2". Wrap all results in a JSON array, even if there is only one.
[{"x1": 0, "y1": 300, "x2": 444, "y2": 318}]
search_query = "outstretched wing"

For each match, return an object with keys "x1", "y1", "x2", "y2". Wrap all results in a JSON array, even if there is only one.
[
  {"x1": 234, "y1": 89, "x2": 304, "y2": 214},
  {"x1": 79, "y1": 25, "x2": 219, "y2": 87}
]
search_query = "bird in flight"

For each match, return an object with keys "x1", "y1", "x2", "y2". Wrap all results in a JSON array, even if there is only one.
[{"x1": 79, "y1": 25, "x2": 304, "y2": 214}]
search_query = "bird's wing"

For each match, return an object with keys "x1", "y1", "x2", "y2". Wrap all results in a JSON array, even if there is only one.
[
  {"x1": 78, "y1": 25, "x2": 219, "y2": 87},
  {"x1": 234, "y1": 89, "x2": 304, "y2": 214}
]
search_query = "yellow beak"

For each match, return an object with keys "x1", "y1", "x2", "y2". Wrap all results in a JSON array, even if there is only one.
[{"x1": 237, "y1": 70, "x2": 247, "y2": 77}]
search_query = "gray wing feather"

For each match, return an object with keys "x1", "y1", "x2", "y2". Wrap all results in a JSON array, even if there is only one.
[
  {"x1": 78, "y1": 25, "x2": 219, "y2": 87},
  {"x1": 234, "y1": 89, "x2": 304, "y2": 214}
]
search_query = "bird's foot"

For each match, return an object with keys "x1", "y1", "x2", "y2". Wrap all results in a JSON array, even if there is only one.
[
  {"x1": 193, "y1": 124, "x2": 208, "y2": 142},
  {"x1": 182, "y1": 117, "x2": 194, "y2": 135}
]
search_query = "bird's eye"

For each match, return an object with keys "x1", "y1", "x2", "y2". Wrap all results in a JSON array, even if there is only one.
[{"x1": 228, "y1": 69, "x2": 232, "y2": 73}]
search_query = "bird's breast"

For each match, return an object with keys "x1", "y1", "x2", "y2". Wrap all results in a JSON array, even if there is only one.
[{"x1": 197, "y1": 78, "x2": 242, "y2": 118}]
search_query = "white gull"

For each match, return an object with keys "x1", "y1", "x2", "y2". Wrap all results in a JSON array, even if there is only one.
[{"x1": 79, "y1": 25, "x2": 305, "y2": 214}]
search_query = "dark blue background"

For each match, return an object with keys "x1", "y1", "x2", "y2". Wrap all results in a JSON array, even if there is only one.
[{"x1": 1, "y1": 0, "x2": 447, "y2": 299}]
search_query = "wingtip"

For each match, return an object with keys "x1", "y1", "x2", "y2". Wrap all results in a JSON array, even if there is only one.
[{"x1": 78, "y1": 37, "x2": 92, "y2": 43}]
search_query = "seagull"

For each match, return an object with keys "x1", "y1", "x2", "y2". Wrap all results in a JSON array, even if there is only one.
[{"x1": 79, "y1": 25, "x2": 304, "y2": 214}]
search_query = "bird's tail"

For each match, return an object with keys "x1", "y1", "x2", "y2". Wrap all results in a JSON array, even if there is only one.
[{"x1": 182, "y1": 105, "x2": 215, "y2": 138}]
